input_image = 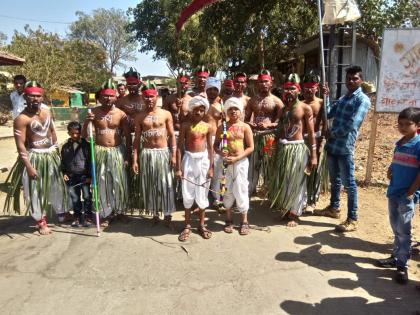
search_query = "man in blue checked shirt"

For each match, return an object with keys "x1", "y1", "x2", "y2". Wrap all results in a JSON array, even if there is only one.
[{"x1": 314, "y1": 65, "x2": 371, "y2": 232}]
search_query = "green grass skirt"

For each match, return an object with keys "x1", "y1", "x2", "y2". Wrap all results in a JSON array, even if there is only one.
[
  {"x1": 306, "y1": 141, "x2": 329, "y2": 205},
  {"x1": 248, "y1": 131, "x2": 276, "y2": 194},
  {"x1": 95, "y1": 144, "x2": 128, "y2": 216},
  {"x1": 132, "y1": 148, "x2": 175, "y2": 216},
  {"x1": 268, "y1": 141, "x2": 309, "y2": 217},
  {"x1": 3, "y1": 148, "x2": 68, "y2": 218}
]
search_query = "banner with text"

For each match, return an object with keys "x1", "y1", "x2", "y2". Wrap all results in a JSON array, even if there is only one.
[{"x1": 376, "y1": 28, "x2": 419, "y2": 112}]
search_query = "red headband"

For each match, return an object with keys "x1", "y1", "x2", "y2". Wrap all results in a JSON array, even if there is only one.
[
  {"x1": 126, "y1": 77, "x2": 141, "y2": 84},
  {"x1": 235, "y1": 76, "x2": 247, "y2": 83},
  {"x1": 224, "y1": 80, "x2": 234, "y2": 88},
  {"x1": 24, "y1": 87, "x2": 44, "y2": 95},
  {"x1": 100, "y1": 88, "x2": 117, "y2": 96},
  {"x1": 142, "y1": 89, "x2": 158, "y2": 97},
  {"x1": 303, "y1": 82, "x2": 319, "y2": 89},
  {"x1": 196, "y1": 71, "x2": 209, "y2": 78},
  {"x1": 258, "y1": 74, "x2": 272, "y2": 82},
  {"x1": 178, "y1": 76, "x2": 189, "y2": 83},
  {"x1": 283, "y1": 82, "x2": 301, "y2": 91}
]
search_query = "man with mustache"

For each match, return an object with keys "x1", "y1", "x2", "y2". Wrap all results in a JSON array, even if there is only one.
[
  {"x1": 116, "y1": 68, "x2": 143, "y2": 133},
  {"x1": 4, "y1": 81, "x2": 69, "y2": 235},
  {"x1": 314, "y1": 65, "x2": 371, "y2": 233},
  {"x1": 268, "y1": 74, "x2": 317, "y2": 227},
  {"x1": 245, "y1": 70, "x2": 284, "y2": 195},
  {"x1": 83, "y1": 79, "x2": 132, "y2": 227},
  {"x1": 132, "y1": 81, "x2": 177, "y2": 228}
]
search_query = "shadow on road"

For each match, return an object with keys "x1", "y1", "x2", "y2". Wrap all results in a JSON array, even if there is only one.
[{"x1": 276, "y1": 230, "x2": 420, "y2": 314}]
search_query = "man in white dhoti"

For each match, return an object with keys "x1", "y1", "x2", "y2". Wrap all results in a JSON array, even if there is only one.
[
  {"x1": 214, "y1": 97, "x2": 254, "y2": 235},
  {"x1": 176, "y1": 96, "x2": 214, "y2": 241}
]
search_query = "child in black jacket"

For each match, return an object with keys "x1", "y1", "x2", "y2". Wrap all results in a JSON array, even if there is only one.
[{"x1": 61, "y1": 121, "x2": 93, "y2": 227}]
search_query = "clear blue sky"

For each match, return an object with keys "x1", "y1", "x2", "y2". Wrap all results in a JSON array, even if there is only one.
[{"x1": 0, "y1": 0, "x2": 169, "y2": 76}]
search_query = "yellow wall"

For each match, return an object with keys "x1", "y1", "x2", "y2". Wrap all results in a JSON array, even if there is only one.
[{"x1": 51, "y1": 90, "x2": 69, "y2": 107}]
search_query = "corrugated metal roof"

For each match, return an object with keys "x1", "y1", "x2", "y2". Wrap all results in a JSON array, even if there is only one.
[{"x1": 0, "y1": 51, "x2": 25, "y2": 66}]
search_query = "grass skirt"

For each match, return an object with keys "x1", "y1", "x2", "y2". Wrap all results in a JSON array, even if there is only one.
[
  {"x1": 268, "y1": 140, "x2": 308, "y2": 217},
  {"x1": 3, "y1": 147, "x2": 68, "y2": 219},
  {"x1": 248, "y1": 130, "x2": 276, "y2": 194},
  {"x1": 133, "y1": 148, "x2": 175, "y2": 216},
  {"x1": 95, "y1": 144, "x2": 128, "y2": 217},
  {"x1": 306, "y1": 139, "x2": 329, "y2": 205}
]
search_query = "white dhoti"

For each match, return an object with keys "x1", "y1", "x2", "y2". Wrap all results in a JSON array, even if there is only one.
[
  {"x1": 181, "y1": 151, "x2": 210, "y2": 209},
  {"x1": 223, "y1": 157, "x2": 250, "y2": 213}
]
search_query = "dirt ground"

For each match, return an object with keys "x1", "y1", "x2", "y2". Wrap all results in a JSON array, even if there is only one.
[{"x1": 0, "y1": 112, "x2": 420, "y2": 315}]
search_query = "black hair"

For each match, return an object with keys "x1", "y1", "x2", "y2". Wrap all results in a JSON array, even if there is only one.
[
  {"x1": 271, "y1": 87, "x2": 283, "y2": 99},
  {"x1": 117, "y1": 83, "x2": 126, "y2": 88},
  {"x1": 345, "y1": 65, "x2": 363, "y2": 79},
  {"x1": 398, "y1": 107, "x2": 420, "y2": 124},
  {"x1": 13, "y1": 74, "x2": 26, "y2": 82},
  {"x1": 67, "y1": 121, "x2": 82, "y2": 132}
]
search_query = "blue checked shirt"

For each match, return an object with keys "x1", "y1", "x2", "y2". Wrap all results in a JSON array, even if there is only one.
[{"x1": 326, "y1": 87, "x2": 371, "y2": 155}]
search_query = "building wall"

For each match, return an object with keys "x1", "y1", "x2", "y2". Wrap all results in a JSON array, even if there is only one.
[{"x1": 333, "y1": 41, "x2": 379, "y2": 99}]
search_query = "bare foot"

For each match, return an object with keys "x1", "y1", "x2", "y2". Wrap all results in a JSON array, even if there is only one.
[
  {"x1": 286, "y1": 212, "x2": 299, "y2": 227},
  {"x1": 100, "y1": 218, "x2": 111, "y2": 228},
  {"x1": 37, "y1": 220, "x2": 52, "y2": 235}
]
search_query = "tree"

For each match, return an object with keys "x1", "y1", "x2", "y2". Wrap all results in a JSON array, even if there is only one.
[
  {"x1": 357, "y1": 0, "x2": 420, "y2": 42},
  {"x1": 128, "y1": 0, "x2": 418, "y2": 75},
  {"x1": 4, "y1": 26, "x2": 110, "y2": 94},
  {"x1": 69, "y1": 8, "x2": 137, "y2": 73}
]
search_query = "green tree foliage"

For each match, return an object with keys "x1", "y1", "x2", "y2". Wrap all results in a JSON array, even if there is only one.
[
  {"x1": 129, "y1": 0, "x2": 418, "y2": 74},
  {"x1": 69, "y1": 8, "x2": 137, "y2": 73},
  {"x1": 129, "y1": 0, "x2": 318, "y2": 74},
  {"x1": 357, "y1": 0, "x2": 420, "y2": 42},
  {"x1": 4, "y1": 26, "x2": 110, "y2": 94}
]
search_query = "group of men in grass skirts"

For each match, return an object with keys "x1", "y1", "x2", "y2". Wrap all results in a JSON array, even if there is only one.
[{"x1": 4, "y1": 67, "x2": 329, "y2": 235}]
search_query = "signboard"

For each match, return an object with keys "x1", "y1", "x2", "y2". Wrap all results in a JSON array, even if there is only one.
[{"x1": 376, "y1": 28, "x2": 420, "y2": 112}]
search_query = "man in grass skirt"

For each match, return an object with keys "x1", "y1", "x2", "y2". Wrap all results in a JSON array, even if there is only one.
[
  {"x1": 245, "y1": 70, "x2": 284, "y2": 195},
  {"x1": 83, "y1": 79, "x2": 132, "y2": 226},
  {"x1": 116, "y1": 67, "x2": 143, "y2": 133},
  {"x1": 132, "y1": 81, "x2": 177, "y2": 228},
  {"x1": 4, "y1": 81, "x2": 69, "y2": 235},
  {"x1": 268, "y1": 74, "x2": 317, "y2": 227},
  {"x1": 302, "y1": 72, "x2": 329, "y2": 211}
]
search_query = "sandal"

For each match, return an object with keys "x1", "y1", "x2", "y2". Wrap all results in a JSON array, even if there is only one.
[
  {"x1": 178, "y1": 226, "x2": 191, "y2": 242},
  {"x1": 224, "y1": 220, "x2": 234, "y2": 234},
  {"x1": 198, "y1": 225, "x2": 212, "y2": 240},
  {"x1": 239, "y1": 222, "x2": 250, "y2": 235}
]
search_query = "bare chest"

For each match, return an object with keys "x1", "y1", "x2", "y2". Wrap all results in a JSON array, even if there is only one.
[{"x1": 29, "y1": 114, "x2": 51, "y2": 137}]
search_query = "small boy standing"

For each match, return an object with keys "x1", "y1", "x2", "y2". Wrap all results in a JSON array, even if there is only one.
[
  {"x1": 376, "y1": 107, "x2": 420, "y2": 284},
  {"x1": 176, "y1": 96, "x2": 214, "y2": 241},
  {"x1": 61, "y1": 121, "x2": 93, "y2": 227},
  {"x1": 214, "y1": 97, "x2": 254, "y2": 235}
]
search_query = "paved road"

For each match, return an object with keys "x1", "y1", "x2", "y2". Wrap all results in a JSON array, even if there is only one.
[{"x1": 0, "y1": 199, "x2": 419, "y2": 315}]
